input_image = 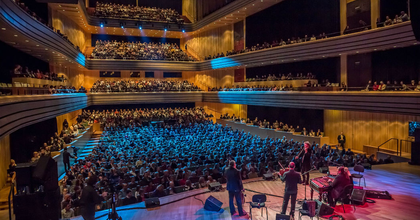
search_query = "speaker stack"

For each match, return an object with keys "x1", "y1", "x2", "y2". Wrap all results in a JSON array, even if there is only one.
[{"x1": 14, "y1": 156, "x2": 60, "y2": 220}]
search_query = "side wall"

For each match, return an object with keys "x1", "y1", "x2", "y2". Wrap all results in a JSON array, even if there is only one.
[
  {"x1": 183, "y1": 69, "x2": 235, "y2": 90},
  {"x1": 56, "y1": 109, "x2": 83, "y2": 134},
  {"x1": 180, "y1": 25, "x2": 233, "y2": 60},
  {"x1": 324, "y1": 110, "x2": 419, "y2": 152},
  {"x1": 51, "y1": 8, "x2": 91, "y2": 52},
  {"x1": 0, "y1": 135, "x2": 10, "y2": 190},
  {"x1": 196, "y1": 102, "x2": 247, "y2": 122}
]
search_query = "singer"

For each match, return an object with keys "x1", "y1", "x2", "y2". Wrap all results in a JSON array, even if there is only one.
[{"x1": 296, "y1": 141, "x2": 312, "y2": 185}]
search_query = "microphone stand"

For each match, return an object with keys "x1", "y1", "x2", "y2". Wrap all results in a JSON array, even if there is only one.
[{"x1": 297, "y1": 167, "x2": 317, "y2": 205}]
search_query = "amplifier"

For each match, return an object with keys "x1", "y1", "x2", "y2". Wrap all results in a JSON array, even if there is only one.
[
  {"x1": 204, "y1": 195, "x2": 223, "y2": 212},
  {"x1": 351, "y1": 188, "x2": 366, "y2": 205},
  {"x1": 208, "y1": 182, "x2": 222, "y2": 191}
]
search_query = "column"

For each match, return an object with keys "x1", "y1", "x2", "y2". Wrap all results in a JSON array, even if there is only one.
[
  {"x1": 340, "y1": 54, "x2": 348, "y2": 85},
  {"x1": 371, "y1": 0, "x2": 380, "y2": 29},
  {"x1": 340, "y1": 0, "x2": 347, "y2": 34}
]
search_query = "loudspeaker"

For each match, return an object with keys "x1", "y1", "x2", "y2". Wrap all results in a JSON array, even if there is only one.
[
  {"x1": 204, "y1": 195, "x2": 223, "y2": 212},
  {"x1": 174, "y1": 186, "x2": 186, "y2": 193},
  {"x1": 319, "y1": 167, "x2": 329, "y2": 173},
  {"x1": 275, "y1": 214, "x2": 291, "y2": 220},
  {"x1": 351, "y1": 188, "x2": 366, "y2": 205},
  {"x1": 14, "y1": 189, "x2": 60, "y2": 220},
  {"x1": 145, "y1": 197, "x2": 160, "y2": 208},
  {"x1": 263, "y1": 173, "x2": 273, "y2": 180},
  {"x1": 318, "y1": 203, "x2": 334, "y2": 216},
  {"x1": 410, "y1": 0, "x2": 420, "y2": 41},
  {"x1": 208, "y1": 182, "x2": 222, "y2": 191},
  {"x1": 33, "y1": 156, "x2": 53, "y2": 180}
]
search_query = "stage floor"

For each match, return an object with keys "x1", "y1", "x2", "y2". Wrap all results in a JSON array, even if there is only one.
[{"x1": 70, "y1": 163, "x2": 420, "y2": 220}]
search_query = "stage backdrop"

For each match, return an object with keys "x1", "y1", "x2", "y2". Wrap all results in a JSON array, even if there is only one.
[{"x1": 247, "y1": 106, "x2": 324, "y2": 133}]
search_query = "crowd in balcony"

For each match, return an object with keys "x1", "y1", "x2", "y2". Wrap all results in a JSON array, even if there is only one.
[
  {"x1": 204, "y1": 33, "x2": 328, "y2": 60},
  {"x1": 12, "y1": 65, "x2": 66, "y2": 81},
  {"x1": 94, "y1": 2, "x2": 184, "y2": 24},
  {"x1": 14, "y1": 0, "x2": 82, "y2": 52},
  {"x1": 89, "y1": 80, "x2": 201, "y2": 92},
  {"x1": 55, "y1": 107, "x2": 394, "y2": 217},
  {"x1": 364, "y1": 80, "x2": 420, "y2": 91},
  {"x1": 246, "y1": 72, "x2": 316, "y2": 82},
  {"x1": 90, "y1": 40, "x2": 195, "y2": 61},
  {"x1": 30, "y1": 119, "x2": 88, "y2": 164}
]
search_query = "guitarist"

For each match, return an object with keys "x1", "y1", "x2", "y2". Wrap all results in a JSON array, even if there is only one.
[{"x1": 280, "y1": 162, "x2": 302, "y2": 217}]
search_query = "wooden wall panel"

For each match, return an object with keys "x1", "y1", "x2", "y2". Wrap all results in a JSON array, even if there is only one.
[
  {"x1": 195, "y1": 102, "x2": 247, "y2": 122},
  {"x1": 183, "y1": 69, "x2": 235, "y2": 90},
  {"x1": 56, "y1": 109, "x2": 82, "y2": 133},
  {"x1": 182, "y1": 0, "x2": 196, "y2": 22},
  {"x1": 51, "y1": 7, "x2": 90, "y2": 52},
  {"x1": 324, "y1": 110, "x2": 420, "y2": 152},
  {"x1": 181, "y1": 25, "x2": 233, "y2": 60},
  {"x1": 0, "y1": 135, "x2": 10, "y2": 190}
]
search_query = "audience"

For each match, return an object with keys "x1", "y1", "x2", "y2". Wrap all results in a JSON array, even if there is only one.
[
  {"x1": 94, "y1": 2, "x2": 184, "y2": 24},
  {"x1": 90, "y1": 40, "x2": 194, "y2": 61},
  {"x1": 89, "y1": 80, "x2": 201, "y2": 92},
  {"x1": 12, "y1": 65, "x2": 66, "y2": 82},
  {"x1": 364, "y1": 80, "x2": 420, "y2": 92}
]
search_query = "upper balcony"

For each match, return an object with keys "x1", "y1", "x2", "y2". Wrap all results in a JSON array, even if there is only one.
[{"x1": 1, "y1": 0, "x2": 418, "y2": 71}]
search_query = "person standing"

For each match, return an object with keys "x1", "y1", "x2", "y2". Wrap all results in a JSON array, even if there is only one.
[
  {"x1": 296, "y1": 142, "x2": 312, "y2": 185},
  {"x1": 337, "y1": 132, "x2": 346, "y2": 151},
  {"x1": 80, "y1": 175, "x2": 107, "y2": 220},
  {"x1": 63, "y1": 148, "x2": 76, "y2": 172},
  {"x1": 225, "y1": 160, "x2": 246, "y2": 216},
  {"x1": 280, "y1": 162, "x2": 302, "y2": 217}
]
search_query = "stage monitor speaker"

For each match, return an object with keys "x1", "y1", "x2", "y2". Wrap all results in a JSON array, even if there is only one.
[
  {"x1": 317, "y1": 203, "x2": 334, "y2": 216},
  {"x1": 276, "y1": 214, "x2": 291, "y2": 220},
  {"x1": 263, "y1": 173, "x2": 273, "y2": 180},
  {"x1": 174, "y1": 186, "x2": 186, "y2": 193},
  {"x1": 204, "y1": 195, "x2": 223, "y2": 212},
  {"x1": 351, "y1": 188, "x2": 367, "y2": 205},
  {"x1": 32, "y1": 156, "x2": 58, "y2": 191},
  {"x1": 145, "y1": 197, "x2": 160, "y2": 208},
  {"x1": 319, "y1": 167, "x2": 329, "y2": 173},
  {"x1": 410, "y1": 0, "x2": 420, "y2": 41},
  {"x1": 208, "y1": 182, "x2": 222, "y2": 191}
]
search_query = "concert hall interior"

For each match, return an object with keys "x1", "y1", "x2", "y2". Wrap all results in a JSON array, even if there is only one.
[{"x1": 1, "y1": 0, "x2": 420, "y2": 220}]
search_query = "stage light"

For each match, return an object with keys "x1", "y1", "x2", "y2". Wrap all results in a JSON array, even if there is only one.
[
  {"x1": 164, "y1": 28, "x2": 167, "y2": 31},
  {"x1": 139, "y1": 26, "x2": 142, "y2": 30},
  {"x1": 100, "y1": 22, "x2": 104, "y2": 28},
  {"x1": 120, "y1": 22, "x2": 125, "y2": 29},
  {"x1": 182, "y1": 29, "x2": 185, "y2": 33}
]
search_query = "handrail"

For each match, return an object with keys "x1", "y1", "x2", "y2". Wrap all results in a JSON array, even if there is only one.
[
  {"x1": 377, "y1": 138, "x2": 399, "y2": 153},
  {"x1": 8, "y1": 172, "x2": 16, "y2": 220},
  {"x1": 400, "y1": 139, "x2": 414, "y2": 156}
]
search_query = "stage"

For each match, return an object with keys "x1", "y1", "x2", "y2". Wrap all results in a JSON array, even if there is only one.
[{"x1": 70, "y1": 163, "x2": 420, "y2": 220}]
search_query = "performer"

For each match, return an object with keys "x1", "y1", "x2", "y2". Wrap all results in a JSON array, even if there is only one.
[
  {"x1": 327, "y1": 166, "x2": 351, "y2": 207},
  {"x1": 280, "y1": 162, "x2": 302, "y2": 217},
  {"x1": 296, "y1": 141, "x2": 312, "y2": 185},
  {"x1": 225, "y1": 160, "x2": 246, "y2": 216},
  {"x1": 80, "y1": 175, "x2": 107, "y2": 220},
  {"x1": 337, "y1": 132, "x2": 346, "y2": 151}
]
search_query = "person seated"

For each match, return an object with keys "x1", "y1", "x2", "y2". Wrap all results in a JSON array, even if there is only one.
[
  {"x1": 309, "y1": 130, "x2": 315, "y2": 137},
  {"x1": 61, "y1": 203, "x2": 75, "y2": 219},
  {"x1": 31, "y1": 151, "x2": 40, "y2": 162},
  {"x1": 364, "y1": 80, "x2": 372, "y2": 91},
  {"x1": 327, "y1": 166, "x2": 352, "y2": 207},
  {"x1": 399, "y1": 81, "x2": 409, "y2": 91},
  {"x1": 409, "y1": 80, "x2": 417, "y2": 90},
  {"x1": 415, "y1": 81, "x2": 420, "y2": 92},
  {"x1": 152, "y1": 184, "x2": 167, "y2": 197},
  {"x1": 400, "y1": 11, "x2": 409, "y2": 22},
  {"x1": 372, "y1": 81, "x2": 379, "y2": 91},
  {"x1": 316, "y1": 129, "x2": 322, "y2": 137},
  {"x1": 378, "y1": 81, "x2": 386, "y2": 91},
  {"x1": 384, "y1": 16, "x2": 393, "y2": 26},
  {"x1": 301, "y1": 128, "x2": 308, "y2": 136}
]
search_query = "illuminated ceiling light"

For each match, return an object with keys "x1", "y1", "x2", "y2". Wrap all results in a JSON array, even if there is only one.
[
  {"x1": 374, "y1": 49, "x2": 377, "y2": 51},
  {"x1": 25, "y1": 40, "x2": 29, "y2": 42},
  {"x1": 14, "y1": 34, "x2": 17, "y2": 37},
  {"x1": 63, "y1": 10, "x2": 65, "y2": 11},
  {"x1": 393, "y1": 46, "x2": 397, "y2": 48},
  {"x1": 1, "y1": 28, "x2": 6, "y2": 30},
  {"x1": 36, "y1": 45, "x2": 39, "y2": 46},
  {"x1": 356, "y1": 51, "x2": 359, "y2": 53},
  {"x1": 59, "y1": 5, "x2": 61, "y2": 7}
]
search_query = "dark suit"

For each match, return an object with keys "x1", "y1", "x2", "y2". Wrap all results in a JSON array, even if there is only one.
[
  {"x1": 328, "y1": 174, "x2": 351, "y2": 206},
  {"x1": 297, "y1": 150, "x2": 312, "y2": 184},
  {"x1": 280, "y1": 170, "x2": 302, "y2": 216},
  {"x1": 80, "y1": 185, "x2": 103, "y2": 220},
  {"x1": 63, "y1": 150, "x2": 75, "y2": 172},
  {"x1": 225, "y1": 167, "x2": 245, "y2": 215},
  {"x1": 338, "y1": 134, "x2": 346, "y2": 150}
]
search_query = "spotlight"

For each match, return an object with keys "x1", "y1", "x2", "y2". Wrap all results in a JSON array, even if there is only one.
[
  {"x1": 136, "y1": 22, "x2": 142, "y2": 30},
  {"x1": 139, "y1": 26, "x2": 142, "y2": 30},
  {"x1": 100, "y1": 22, "x2": 104, "y2": 28},
  {"x1": 182, "y1": 29, "x2": 185, "y2": 33},
  {"x1": 120, "y1": 22, "x2": 125, "y2": 29},
  {"x1": 164, "y1": 28, "x2": 167, "y2": 31}
]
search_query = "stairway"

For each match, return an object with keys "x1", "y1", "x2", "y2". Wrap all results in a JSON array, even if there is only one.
[{"x1": 78, "y1": 132, "x2": 102, "y2": 160}]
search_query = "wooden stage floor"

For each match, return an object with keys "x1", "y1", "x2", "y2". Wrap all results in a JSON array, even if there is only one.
[{"x1": 71, "y1": 163, "x2": 420, "y2": 220}]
